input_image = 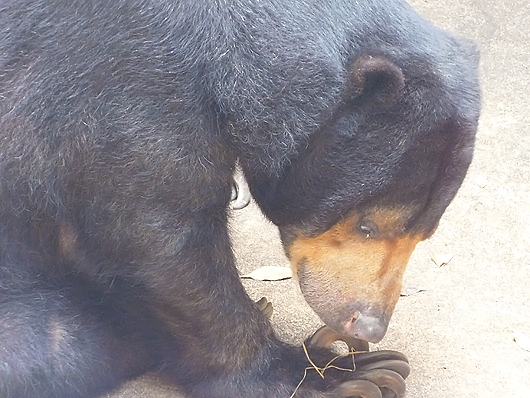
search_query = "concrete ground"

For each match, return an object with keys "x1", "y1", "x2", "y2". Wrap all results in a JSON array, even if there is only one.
[{"x1": 106, "y1": 0, "x2": 530, "y2": 397}]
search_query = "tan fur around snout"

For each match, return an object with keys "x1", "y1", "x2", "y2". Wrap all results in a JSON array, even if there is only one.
[{"x1": 287, "y1": 208, "x2": 423, "y2": 333}]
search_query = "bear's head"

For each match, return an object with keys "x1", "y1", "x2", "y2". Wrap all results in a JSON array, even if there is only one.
[{"x1": 242, "y1": 48, "x2": 480, "y2": 342}]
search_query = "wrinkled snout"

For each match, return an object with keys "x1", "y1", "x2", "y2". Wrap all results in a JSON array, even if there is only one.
[{"x1": 297, "y1": 258, "x2": 397, "y2": 343}]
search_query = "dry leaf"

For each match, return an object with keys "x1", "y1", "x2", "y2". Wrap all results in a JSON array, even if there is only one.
[
  {"x1": 512, "y1": 330, "x2": 530, "y2": 352},
  {"x1": 400, "y1": 287, "x2": 427, "y2": 297},
  {"x1": 241, "y1": 266, "x2": 292, "y2": 281},
  {"x1": 431, "y1": 253, "x2": 453, "y2": 267}
]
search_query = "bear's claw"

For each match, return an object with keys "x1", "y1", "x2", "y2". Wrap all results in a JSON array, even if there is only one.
[
  {"x1": 255, "y1": 297, "x2": 274, "y2": 319},
  {"x1": 308, "y1": 325, "x2": 370, "y2": 352},
  {"x1": 332, "y1": 379, "x2": 383, "y2": 398},
  {"x1": 306, "y1": 325, "x2": 409, "y2": 398}
]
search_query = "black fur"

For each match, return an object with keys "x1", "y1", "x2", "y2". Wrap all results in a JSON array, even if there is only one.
[{"x1": 0, "y1": 0, "x2": 480, "y2": 397}]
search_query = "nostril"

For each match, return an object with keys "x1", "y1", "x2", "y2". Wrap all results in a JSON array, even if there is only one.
[{"x1": 343, "y1": 310, "x2": 389, "y2": 343}]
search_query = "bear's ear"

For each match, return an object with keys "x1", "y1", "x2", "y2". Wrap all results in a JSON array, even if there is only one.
[{"x1": 349, "y1": 55, "x2": 405, "y2": 107}]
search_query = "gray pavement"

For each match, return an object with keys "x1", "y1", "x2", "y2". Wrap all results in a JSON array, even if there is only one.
[{"x1": 106, "y1": 1, "x2": 530, "y2": 397}]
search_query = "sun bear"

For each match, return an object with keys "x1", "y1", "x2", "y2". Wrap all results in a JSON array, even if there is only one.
[{"x1": 0, "y1": 0, "x2": 480, "y2": 397}]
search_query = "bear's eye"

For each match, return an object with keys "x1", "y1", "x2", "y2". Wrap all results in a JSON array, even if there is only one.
[{"x1": 357, "y1": 222, "x2": 379, "y2": 239}]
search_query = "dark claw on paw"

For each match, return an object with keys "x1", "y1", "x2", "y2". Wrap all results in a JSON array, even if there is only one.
[
  {"x1": 304, "y1": 326, "x2": 409, "y2": 398},
  {"x1": 332, "y1": 379, "x2": 383, "y2": 398},
  {"x1": 255, "y1": 297, "x2": 273, "y2": 319},
  {"x1": 308, "y1": 325, "x2": 370, "y2": 352},
  {"x1": 355, "y1": 369, "x2": 406, "y2": 398},
  {"x1": 356, "y1": 359, "x2": 410, "y2": 380},
  {"x1": 352, "y1": 351, "x2": 409, "y2": 377}
]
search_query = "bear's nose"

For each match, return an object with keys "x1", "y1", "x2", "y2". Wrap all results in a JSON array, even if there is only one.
[{"x1": 341, "y1": 310, "x2": 389, "y2": 343}]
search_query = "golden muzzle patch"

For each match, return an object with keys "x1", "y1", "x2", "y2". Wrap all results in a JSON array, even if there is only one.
[{"x1": 287, "y1": 208, "x2": 423, "y2": 343}]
